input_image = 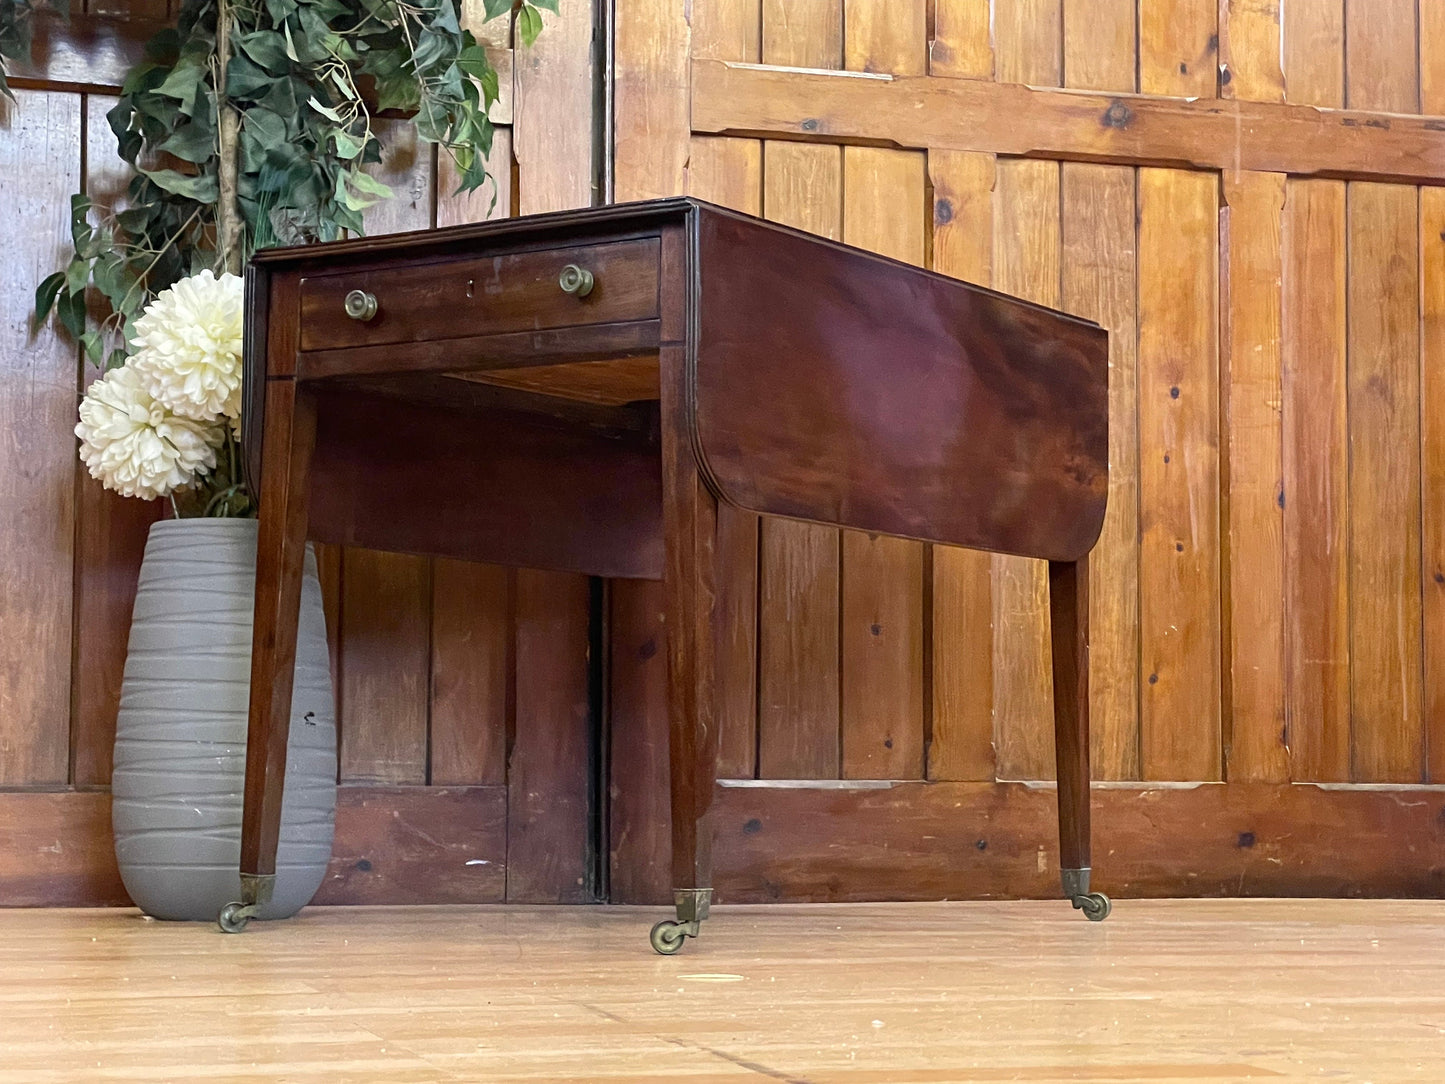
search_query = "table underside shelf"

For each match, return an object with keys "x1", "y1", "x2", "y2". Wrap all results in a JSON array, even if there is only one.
[{"x1": 445, "y1": 353, "x2": 661, "y2": 406}]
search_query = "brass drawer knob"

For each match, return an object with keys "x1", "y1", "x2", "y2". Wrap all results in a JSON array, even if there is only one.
[
  {"x1": 558, "y1": 264, "x2": 594, "y2": 297},
  {"x1": 344, "y1": 289, "x2": 378, "y2": 322}
]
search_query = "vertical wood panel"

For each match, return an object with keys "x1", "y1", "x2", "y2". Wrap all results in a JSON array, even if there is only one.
[
  {"x1": 514, "y1": 0, "x2": 595, "y2": 210},
  {"x1": 840, "y1": 145, "x2": 927, "y2": 780},
  {"x1": 506, "y1": 1, "x2": 601, "y2": 897},
  {"x1": 429, "y1": 561, "x2": 510, "y2": 786},
  {"x1": 1281, "y1": 178, "x2": 1350, "y2": 782},
  {"x1": 693, "y1": 0, "x2": 760, "y2": 60},
  {"x1": 762, "y1": 0, "x2": 842, "y2": 68},
  {"x1": 990, "y1": 157, "x2": 1059, "y2": 781},
  {"x1": 928, "y1": 149, "x2": 996, "y2": 782},
  {"x1": 843, "y1": 0, "x2": 926, "y2": 75},
  {"x1": 508, "y1": 568, "x2": 594, "y2": 901},
  {"x1": 71, "y1": 94, "x2": 161, "y2": 787},
  {"x1": 757, "y1": 140, "x2": 843, "y2": 780},
  {"x1": 0, "y1": 90, "x2": 82, "y2": 787},
  {"x1": 1347, "y1": 183, "x2": 1423, "y2": 783},
  {"x1": 1139, "y1": 0, "x2": 1217, "y2": 97},
  {"x1": 1344, "y1": 0, "x2": 1418, "y2": 114},
  {"x1": 613, "y1": 0, "x2": 689, "y2": 201},
  {"x1": 437, "y1": 127, "x2": 514, "y2": 226},
  {"x1": 1060, "y1": 0, "x2": 1138, "y2": 781},
  {"x1": 1221, "y1": 170, "x2": 1288, "y2": 782},
  {"x1": 1219, "y1": 0, "x2": 1282, "y2": 102},
  {"x1": 930, "y1": 0, "x2": 992, "y2": 79},
  {"x1": 338, "y1": 550, "x2": 432, "y2": 783},
  {"x1": 1423, "y1": 2, "x2": 1445, "y2": 116},
  {"x1": 1421, "y1": 188, "x2": 1445, "y2": 785},
  {"x1": 686, "y1": 134, "x2": 762, "y2": 779},
  {"x1": 995, "y1": 0, "x2": 1061, "y2": 85},
  {"x1": 338, "y1": 119, "x2": 438, "y2": 786},
  {"x1": 430, "y1": 97, "x2": 516, "y2": 790},
  {"x1": 461, "y1": 0, "x2": 512, "y2": 47},
  {"x1": 834, "y1": 1, "x2": 925, "y2": 780},
  {"x1": 1425, "y1": 0, "x2": 1445, "y2": 784},
  {"x1": 1137, "y1": 167, "x2": 1221, "y2": 781},
  {"x1": 1061, "y1": 162, "x2": 1139, "y2": 780},
  {"x1": 607, "y1": 579, "x2": 670, "y2": 904},
  {"x1": 1281, "y1": 0, "x2": 1343, "y2": 107},
  {"x1": 1062, "y1": 0, "x2": 1135, "y2": 91}
]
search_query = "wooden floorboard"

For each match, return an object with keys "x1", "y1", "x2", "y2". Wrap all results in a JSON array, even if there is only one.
[{"x1": 0, "y1": 900, "x2": 1441, "y2": 1080}]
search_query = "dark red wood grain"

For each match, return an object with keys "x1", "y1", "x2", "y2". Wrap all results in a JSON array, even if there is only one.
[
  {"x1": 238, "y1": 198, "x2": 1108, "y2": 921},
  {"x1": 692, "y1": 206, "x2": 1110, "y2": 562}
]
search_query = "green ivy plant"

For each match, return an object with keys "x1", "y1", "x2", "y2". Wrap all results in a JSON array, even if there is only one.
[{"x1": 29, "y1": 0, "x2": 552, "y2": 371}]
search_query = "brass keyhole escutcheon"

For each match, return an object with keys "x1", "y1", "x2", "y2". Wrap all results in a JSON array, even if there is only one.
[
  {"x1": 558, "y1": 264, "x2": 594, "y2": 297},
  {"x1": 344, "y1": 289, "x2": 378, "y2": 321}
]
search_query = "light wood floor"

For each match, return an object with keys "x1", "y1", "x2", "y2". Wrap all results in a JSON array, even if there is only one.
[{"x1": 0, "y1": 900, "x2": 1441, "y2": 1082}]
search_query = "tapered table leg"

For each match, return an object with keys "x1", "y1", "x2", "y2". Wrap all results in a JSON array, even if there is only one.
[
  {"x1": 650, "y1": 346, "x2": 723, "y2": 955},
  {"x1": 219, "y1": 381, "x2": 317, "y2": 934},
  {"x1": 1048, "y1": 557, "x2": 1111, "y2": 922}
]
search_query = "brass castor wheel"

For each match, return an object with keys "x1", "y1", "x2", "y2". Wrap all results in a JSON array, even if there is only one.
[
  {"x1": 650, "y1": 920, "x2": 688, "y2": 955},
  {"x1": 1071, "y1": 891, "x2": 1112, "y2": 922},
  {"x1": 218, "y1": 901, "x2": 253, "y2": 934}
]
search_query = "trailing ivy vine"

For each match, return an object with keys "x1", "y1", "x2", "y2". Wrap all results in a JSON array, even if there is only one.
[{"x1": 27, "y1": 0, "x2": 550, "y2": 371}]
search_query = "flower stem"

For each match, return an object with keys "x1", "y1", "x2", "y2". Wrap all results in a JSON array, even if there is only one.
[{"x1": 215, "y1": 0, "x2": 244, "y2": 275}]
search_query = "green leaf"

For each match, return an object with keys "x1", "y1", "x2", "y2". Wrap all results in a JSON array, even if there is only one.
[
  {"x1": 307, "y1": 95, "x2": 343, "y2": 123},
  {"x1": 34, "y1": 272, "x2": 65, "y2": 326},
  {"x1": 334, "y1": 169, "x2": 392, "y2": 213},
  {"x1": 411, "y1": 29, "x2": 448, "y2": 73},
  {"x1": 65, "y1": 256, "x2": 90, "y2": 296},
  {"x1": 93, "y1": 252, "x2": 128, "y2": 303},
  {"x1": 155, "y1": 59, "x2": 207, "y2": 115},
  {"x1": 264, "y1": 0, "x2": 299, "y2": 24},
  {"x1": 413, "y1": 97, "x2": 447, "y2": 143},
  {"x1": 57, "y1": 288, "x2": 87, "y2": 339},
  {"x1": 282, "y1": 21, "x2": 300, "y2": 63},
  {"x1": 349, "y1": 170, "x2": 393, "y2": 199},
  {"x1": 259, "y1": 73, "x2": 302, "y2": 120},
  {"x1": 69, "y1": 194, "x2": 94, "y2": 254},
  {"x1": 482, "y1": 0, "x2": 512, "y2": 20},
  {"x1": 517, "y1": 5, "x2": 543, "y2": 47},
  {"x1": 106, "y1": 347, "x2": 129, "y2": 371},
  {"x1": 530, "y1": 0, "x2": 560, "y2": 13},
  {"x1": 115, "y1": 204, "x2": 156, "y2": 236},
  {"x1": 479, "y1": 65, "x2": 500, "y2": 108},
  {"x1": 330, "y1": 127, "x2": 365, "y2": 159},
  {"x1": 118, "y1": 59, "x2": 162, "y2": 98},
  {"x1": 243, "y1": 107, "x2": 289, "y2": 153},
  {"x1": 141, "y1": 167, "x2": 219, "y2": 203},
  {"x1": 225, "y1": 53, "x2": 274, "y2": 98},
  {"x1": 457, "y1": 42, "x2": 491, "y2": 81},
  {"x1": 158, "y1": 119, "x2": 215, "y2": 163},
  {"x1": 236, "y1": 30, "x2": 292, "y2": 74},
  {"x1": 80, "y1": 330, "x2": 105, "y2": 365}
]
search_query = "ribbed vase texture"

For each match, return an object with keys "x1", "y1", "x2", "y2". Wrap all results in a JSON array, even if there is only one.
[{"x1": 111, "y1": 518, "x2": 337, "y2": 921}]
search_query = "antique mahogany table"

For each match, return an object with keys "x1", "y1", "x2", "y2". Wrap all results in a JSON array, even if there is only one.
[{"x1": 225, "y1": 198, "x2": 1111, "y2": 951}]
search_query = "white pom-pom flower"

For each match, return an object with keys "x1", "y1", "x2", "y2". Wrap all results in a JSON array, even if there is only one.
[
  {"x1": 76, "y1": 363, "x2": 225, "y2": 500},
  {"x1": 130, "y1": 269, "x2": 244, "y2": 422}
]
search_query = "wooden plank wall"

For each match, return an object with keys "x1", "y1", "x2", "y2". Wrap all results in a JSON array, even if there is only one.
[
  {"x1": 1, "y1": 0, "x2": 601, "y2": 906},
  {"x1": 8, "y1": 0, "x2": 1445, "y2": 908},
  {"x1": 612, "y1": 0, "x2": 1445, "y2": 901}
]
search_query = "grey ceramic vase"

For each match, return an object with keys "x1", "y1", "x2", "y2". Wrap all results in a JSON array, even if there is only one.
[{"x1": 111, "y1": 518, "x2": 337, "y2": 922}]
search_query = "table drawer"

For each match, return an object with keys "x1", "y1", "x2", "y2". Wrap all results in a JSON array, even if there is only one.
[{"x1": 297, "y1": 237, "x2": 660, "y2": 352}]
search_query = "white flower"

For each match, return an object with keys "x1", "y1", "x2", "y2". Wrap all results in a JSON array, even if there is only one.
[
  {"x1": 76, "y1": 363, "x2": 225, "y2": 500},
  {"x1": 130, "y1": 269, "x2": 244, "y2": 422}
]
